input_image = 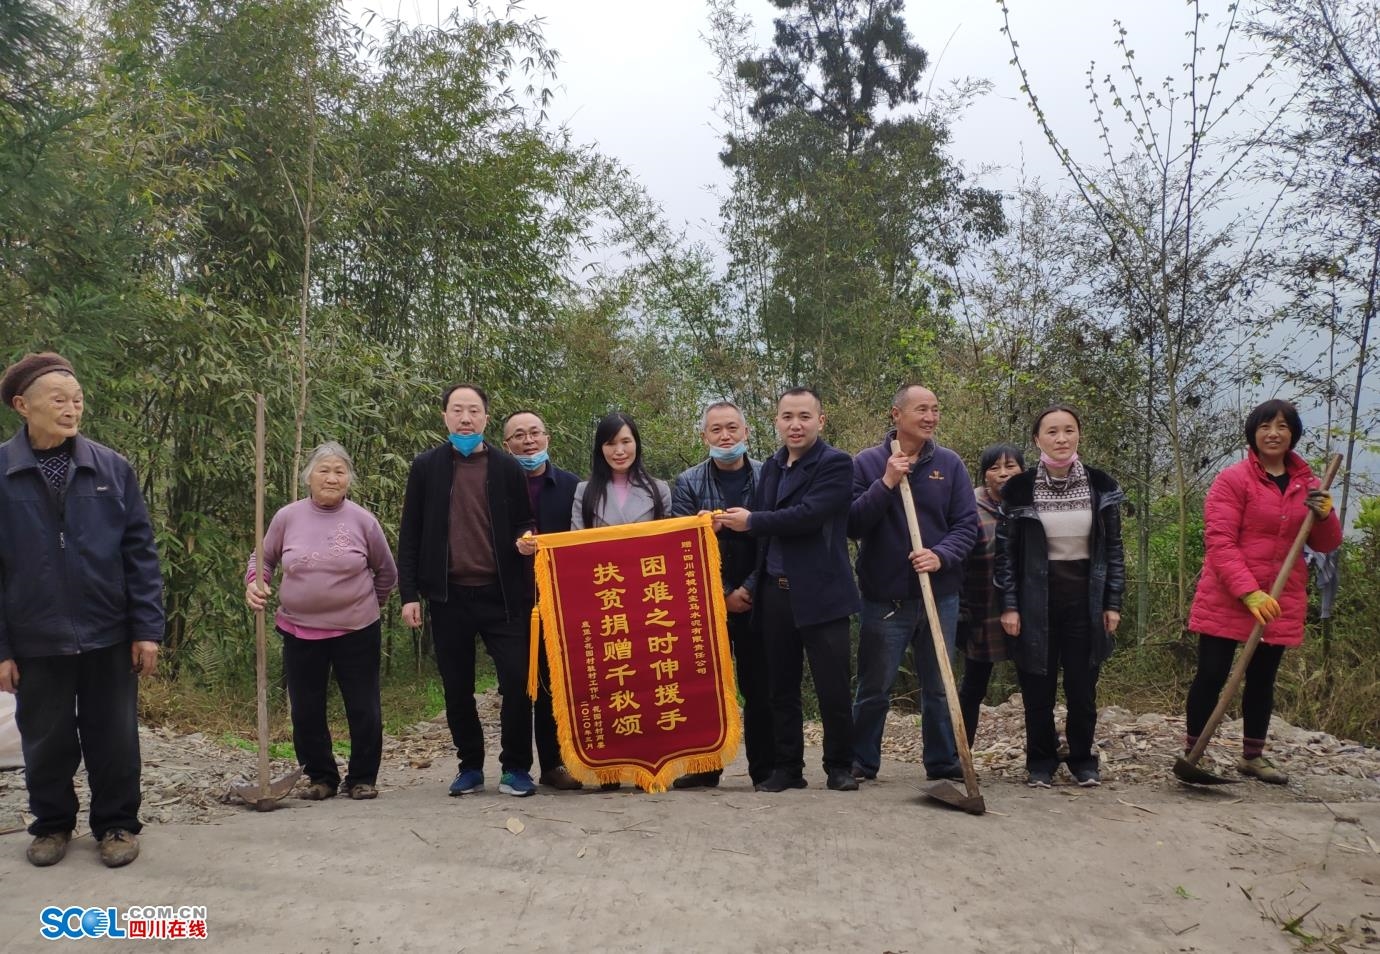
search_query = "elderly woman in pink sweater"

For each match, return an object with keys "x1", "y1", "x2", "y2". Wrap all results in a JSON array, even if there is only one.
[{"x1": 246, "y1": 443, "x2": 398, "y2": 801}]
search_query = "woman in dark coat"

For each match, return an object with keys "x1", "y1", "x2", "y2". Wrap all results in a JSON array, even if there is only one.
[
  {"x1": 957, "y1": 443, "x2": 1024, "y2": 748},
  {"x1": 994, "y1": 405, "x2": 1125, "y2": 789}
]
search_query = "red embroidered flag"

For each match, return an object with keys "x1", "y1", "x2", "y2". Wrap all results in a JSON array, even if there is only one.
[{"x1": 529, "y1": 514, "x2": 741, "y2": 792}]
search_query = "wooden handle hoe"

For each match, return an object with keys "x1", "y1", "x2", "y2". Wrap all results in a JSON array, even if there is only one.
[
  {"x1": 892, "y1": 440, "x2": 985, "y2": 815},
  {"x1": 231, "y1": 394, "x2": 301, "y2": 809},
  {"x1": 1173, "y1": 453, "x2": 1342, "y2": 786}
]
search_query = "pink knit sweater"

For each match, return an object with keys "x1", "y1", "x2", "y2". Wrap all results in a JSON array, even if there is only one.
[{"x1": 246, "y1": 498, "x2": 397, "y2": 636}]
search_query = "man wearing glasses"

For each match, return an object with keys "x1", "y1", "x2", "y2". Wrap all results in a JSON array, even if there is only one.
[{"x1": 502, "y1": 410, "x2": 583, "y2": 791}]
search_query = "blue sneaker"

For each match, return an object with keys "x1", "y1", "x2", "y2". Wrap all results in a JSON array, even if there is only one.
[
  {"x1": 448, "y1": 769, "x2": 484, "y2": 796},
  {"x1": 499, "y1": 770, "x2": 536, "y2": 797}
]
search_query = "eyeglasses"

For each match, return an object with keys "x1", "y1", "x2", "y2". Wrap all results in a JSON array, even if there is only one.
[{"x1": 507, "y1": 429, "x2": 547, "y2": 441}]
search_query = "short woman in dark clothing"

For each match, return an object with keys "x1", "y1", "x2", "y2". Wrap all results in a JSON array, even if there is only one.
[
  {"x1": 994, "y1": 406, "x2": 1125, "y2": 789},
  {"x1": 957, "y1": 443, "x2": 1024, "y2": 748}
]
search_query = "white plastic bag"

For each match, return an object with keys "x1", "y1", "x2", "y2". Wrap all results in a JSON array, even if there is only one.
[{"x1": 0, "y1": 692, "x2": 22, "y2": 768}]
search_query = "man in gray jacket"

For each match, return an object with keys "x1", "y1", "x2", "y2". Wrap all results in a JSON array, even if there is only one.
[
  {"x1": 668, "y1": 401, "x2": 773, "y2": 789},
  {"x1": 0, "y1": 352, "x2": 164, "y2": 868}
]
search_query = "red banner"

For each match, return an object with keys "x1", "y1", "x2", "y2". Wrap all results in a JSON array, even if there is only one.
[{"x1": 529, "y1": 514, "x2": 741, "y2": 792}]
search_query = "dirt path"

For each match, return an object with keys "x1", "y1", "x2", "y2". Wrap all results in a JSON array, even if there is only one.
[{"x1": 1, "y1": 744, "x2": 1377, "y2": 954}]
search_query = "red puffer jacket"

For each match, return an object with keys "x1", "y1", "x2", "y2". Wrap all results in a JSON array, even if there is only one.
[{"x1": 1187, "y1": 450, "x2": 1342, "y2": 646}]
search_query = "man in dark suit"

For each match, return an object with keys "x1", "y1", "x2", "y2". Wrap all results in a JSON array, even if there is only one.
[
  {"x1": 714, "y1": 388, "x2": 861, "y2": 792},
  {"x1": 503, "y1": 410, "x2": 583, "y2": 791}
]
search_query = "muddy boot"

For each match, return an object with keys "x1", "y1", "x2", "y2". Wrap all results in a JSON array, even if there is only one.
[
  {"x1": 299, "y1": 781, "x2": 338, "y2": 800},
  {"x1": 26, "y1": 831, "x2": 71, "y2": 867},
  {"x1": 99, "y1": 829, "x2": 140, "y2": 868}
]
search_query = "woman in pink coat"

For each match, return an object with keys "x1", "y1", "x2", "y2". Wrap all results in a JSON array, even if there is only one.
[{"x1": 1184, "y1": 400, "x2": 1341, "y2": 784}]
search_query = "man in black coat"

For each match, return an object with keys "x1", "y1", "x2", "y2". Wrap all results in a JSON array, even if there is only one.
[
  {"x1": 0, "y1": 352, "x2": 164, "y2": 868},
  {"x1": 502, "y1": 409, "x2": 582, "y2": 791},
  {"x1": 398, "y1": 384, "x2": 537, "y2": 798},
  {"x1": 715, "y1": 388, "x2": 861, "y2": 793}
]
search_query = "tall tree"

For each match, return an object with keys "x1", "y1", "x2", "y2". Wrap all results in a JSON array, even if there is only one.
[{"x1": 708, "y1": 0, "x2": 1002, "y2": 443}]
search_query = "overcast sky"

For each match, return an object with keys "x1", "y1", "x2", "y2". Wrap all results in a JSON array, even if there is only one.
[{"x1": 363, "y1": 0, "x2": 1227, "y2": 242}]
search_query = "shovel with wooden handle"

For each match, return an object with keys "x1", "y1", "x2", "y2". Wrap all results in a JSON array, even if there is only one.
[
  {"x1": 892, "y1": 440, "x2": 985, "y2": 815},
  {"x1": 1173, "y1": 453, "x2": 1342, "y2": 786},
  {"x1": 230, "y1": 394, "x2": 302, "y2": 809}
]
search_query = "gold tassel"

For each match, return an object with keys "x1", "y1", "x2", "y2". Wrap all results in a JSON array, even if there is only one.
[{"x1": 527, "y1": 604, "x2": 541, "y2": 701}]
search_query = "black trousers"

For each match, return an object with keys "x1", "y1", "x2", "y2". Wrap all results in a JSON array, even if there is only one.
[
  {"x1": 701, "y1": 610, "x2": 775, "y2": 785},
  {"x1": 1185, "y1": 634, "x2": 1285, "y2": 746},
  {"x1": 15, "y1": 641, "x2": 142, "y2": 839},
  {"x1": 280, "y1": 621, "x2": 383, "y2": 790},
  {"x1": 1015, "y1": 566, "x2": 1100, "y2": 775},
  {"x1": 533, "y1": 637, "x2": 563, "y2": 774},
  {"x1": 427, "y1": 583, "x2": 532, "y2": 774},
  {"x1": 759, "y1": 584, "x2": 852, "y2": 775},
  {"x1": 958, "y1": 657, "x2": 995, "y2": 749}
]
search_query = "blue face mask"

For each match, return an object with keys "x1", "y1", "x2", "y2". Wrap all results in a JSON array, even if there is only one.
[
  {"x1": 448, "y1": 433, "x2": 484, "y2": 456},
  {"x1": 515, "y1": 450, "x2": 549, "y2": 472},
  {"x1": 709, "y1": 441, "x2": 748, "y2": 463}
]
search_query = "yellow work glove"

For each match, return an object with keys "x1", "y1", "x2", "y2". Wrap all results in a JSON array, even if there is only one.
[
  {"x1": 1306, "y1": 488, "x2": 1332, "y2": 520},
  {"x1": 1241, "y1": 590, "x2": 1282, "y2": 627}
]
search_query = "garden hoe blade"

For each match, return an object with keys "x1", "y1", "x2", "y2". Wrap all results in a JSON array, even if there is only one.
[
  {"x1": 922, "y1": 779, "x2": 987, "y2": 815},
  {"x1": 1172, "y1": 756, "x2": 1239, "y2": 786}
]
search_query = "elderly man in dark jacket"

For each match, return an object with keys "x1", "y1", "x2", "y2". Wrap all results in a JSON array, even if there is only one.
[
  {"x1": 668, "y1": 401, "x2": 772, "y2": 790},
  {"x1": 0, "y1": 352, "x2": 164, "y2": 869},
  {"x1": 848, "y1": 385, "x2": 979, "y2": 783},
  {"x1": 714, "y1": 388, "x2": 861, "y2": 793}
]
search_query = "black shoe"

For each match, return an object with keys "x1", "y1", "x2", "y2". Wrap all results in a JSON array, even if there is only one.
[
  {"x1": 754, "y1": 771, "x2": 807, "y2": 793},
  {"x1": 826, "y1": 769, "x2": 860, "y2": 791},
  {"x1": 671, "y1": 771, "x2": 721, "y2": 790},
  {"x1": 599, "y1": 781, "x2": 622, "y2": 791},
  {"x1": 926, "y1": 767, "x2": 965, "y2": 782},
  {"x1": 850, "y1": 762, "x2": 876, "y2": 781}
]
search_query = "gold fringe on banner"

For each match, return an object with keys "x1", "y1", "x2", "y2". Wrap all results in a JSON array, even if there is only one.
[
  {"x1": 531, "y1": 514, "x2": 742, "y2": 793},
  {"x1": 527, "y1": 605, "x2": 541, "y2": 702}
]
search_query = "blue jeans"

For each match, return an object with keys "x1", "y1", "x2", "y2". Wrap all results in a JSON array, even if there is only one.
[{"x1": 851, "y1": 593, "x2": 960, "y2": 777}]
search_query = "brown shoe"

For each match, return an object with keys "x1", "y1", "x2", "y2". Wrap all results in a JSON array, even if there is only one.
[
  {"x1": 538, "y1": 767, "x2": 584, "y2": 791},
  {"x1": 99, "y1": 829, "x2": 140, "y2": 868},
  {"x1": 299, "y1": 781, "x2": 337, "y2": 801},
  {"x1": 344, "y1": 782, "x2": 378, "y2": 800},
  {"x1": 26, "y1": 831, "x2": 71, "y2": 867},
  {"x1": 1237, "y1": 756, "x2": 1289, "y2": 785}
]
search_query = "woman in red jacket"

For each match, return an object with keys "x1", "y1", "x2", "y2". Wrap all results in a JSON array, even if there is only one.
[{"x1": 1184, "y1": 399, "x2": 1342, "y2": 784}]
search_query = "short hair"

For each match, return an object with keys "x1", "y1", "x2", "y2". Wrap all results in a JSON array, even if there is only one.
[
  {"x1": 1030, "y1": 403, "x2": 1082, "y2": 438},
  {"x1": 698, "y1": 401, "x2": 746, "y2": 432},
  {"x1": 777, "y1": 386, "x2": 822, "y2": 408},
  {"x1": 979, "y1": 443, "x2": 1025, "y2": 475},
  {"x1": 300, "y1": 441, "x2": 356, "y2": 488},
  {"x1": 502, "y1": 408, "x2": 544, "y2": 437},
  {"x1": 891, "y1": 383, "x2": 933, "y2": 409},
  {"x1": 1244, "y1": 399, "x2": 1303, "y2": 452},
  {"x1": 441, "y1": 383, "x2": 489, "y2": 411}
]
